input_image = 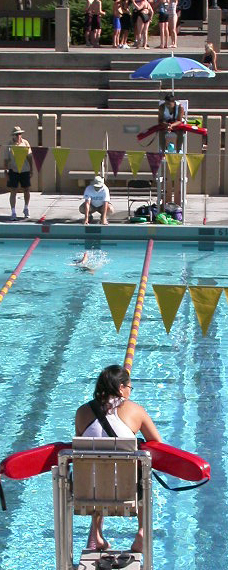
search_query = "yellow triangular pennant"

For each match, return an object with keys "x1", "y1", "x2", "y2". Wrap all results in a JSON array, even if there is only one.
[
  {"x1": 11, "y1": 146, "x2": 29, "y2": 173},
  {"x1": 88, "y1": 150, "x2": 106, "y2": 175},
  {"x1": 52, "y1": 148, "x2": 70, "y2": 175},
  {"x1": 186, "y1": 154, "x2": 204, "y2": 179},
  {"x1": 188, "y1": 286, "x2": 222, "y2": 336},
  {"x1": 102, "y1": 282, "x2": 136, "y2": 332},
  {"x1": 165, "y1": 154, "x2": 182, "y2": 182},
  {"x1": 153, "y1": 285, "x2": 186, "y2": 333},
  {"x1": 127, "y1": 151, "x2": 145, "y2": 177}
]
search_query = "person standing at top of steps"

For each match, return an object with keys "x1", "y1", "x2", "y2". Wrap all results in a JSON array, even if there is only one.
[
  {"x1": 85, "y1": 0, "x2": 93, "y2": 46},
  {"x1": 90, "y1": 0, "x2": 106, "y2": 47},
  {"x1": 4, "y1": 126, "x2": 33, "y2": 221}
]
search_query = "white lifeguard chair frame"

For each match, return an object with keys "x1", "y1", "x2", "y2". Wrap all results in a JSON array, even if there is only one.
[
  {"x1": 157, "y1": 99, "x2": 188, "y2": 223},
  {"x1": 52, "y1": 437, "x2": 153, "y2": 570}
]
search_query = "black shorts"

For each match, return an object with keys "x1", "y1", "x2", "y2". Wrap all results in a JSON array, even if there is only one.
[
  {"x1": 85, "y1": 12, "x2": 92, "y2": 31},
  {"x1": 91, "y1": 14, "x2": 101, "y2": 30},
  {"x1": 7, "y1": 169, "x2": 31, "y2": 189},
  {"x1": 120, "y1": 13, "x2": 131, "y2": 30},
  {"x1": 159, "y1": 12, "x2": 169, "y2": 23},
  {"x1": 132, "y1": 10, "x2": 139, "y2": 25}
]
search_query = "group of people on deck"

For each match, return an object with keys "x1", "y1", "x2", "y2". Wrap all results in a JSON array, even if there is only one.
[{"x1": 85, "y1": 0, "x2": 182, "y2": 49}]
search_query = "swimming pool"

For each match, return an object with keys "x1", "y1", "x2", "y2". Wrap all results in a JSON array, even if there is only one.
[{"x1": 0, "y1": 239, "x2": 228, "y2": 570}]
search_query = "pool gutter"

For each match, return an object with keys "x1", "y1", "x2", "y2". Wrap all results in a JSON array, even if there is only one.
[{"x1": 0, "y1": 223, "x2": 227, "y2": 242}]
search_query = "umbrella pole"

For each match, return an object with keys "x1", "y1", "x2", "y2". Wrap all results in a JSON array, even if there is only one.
[{"x1": 171, "y1": 78, "x2": 174, "y2": 95}]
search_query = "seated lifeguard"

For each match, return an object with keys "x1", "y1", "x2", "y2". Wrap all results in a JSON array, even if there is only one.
[
  {"x1": 79, "y1": 176, "x2": 114, "y2": 225},
  {"x1": 158, "y1": 94, "x2": 184, "y2": 153},
  {"x1": 75, "y1": 364, "x2": 162, "y2": 553}
]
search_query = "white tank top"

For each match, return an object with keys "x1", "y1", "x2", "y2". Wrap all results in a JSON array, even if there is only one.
[
  {"x1": 163, "y1": 103, "x2": 179, "y2": 121},
  {"x1": 82, "y1": 398, "x2": 135, "y2": 438}
]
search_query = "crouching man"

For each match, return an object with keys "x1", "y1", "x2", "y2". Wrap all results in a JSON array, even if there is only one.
[{"x1": 79, "y1": 176, "x2": 114, "y2": 225}]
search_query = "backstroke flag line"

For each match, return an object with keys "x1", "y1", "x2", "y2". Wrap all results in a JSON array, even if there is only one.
[
  {"x1": 11, "y1": 146, "x2": 29, "y2": 173},
  {"x1": 52, "y1": 148, "x2": 70, "y2": 175},
  {"x1": 127, "y1": 151, "x2": 145, "y2": 177},
  {"x1": 32, "y1": 147, "x2": 49, "y2": 172},
  {"x1": 102, "y1": 283, "x2": 136, "y2": 332},
  {"x1": 89, "y1": 150, "x2": 106, "y2": 175},
  {"x1": 186, "y1": 154, "x2": 204, "y2": 179},
  {"x1": 153, "y1": 285, "x2": 186, "y2": 334},
  {"x1": 165, "y1": 154, "x2": 182, "y2": 182},
  {"x1": 107, "y1": 151, "x2": 125, "y2": 177},
  {"x1": 189, "y1": 286, "x2": 222, "y2": 336}
]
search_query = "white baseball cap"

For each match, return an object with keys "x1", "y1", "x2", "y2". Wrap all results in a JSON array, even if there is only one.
[{"x1": 93, "y1": 176, "x2": 104, "y2": 188}]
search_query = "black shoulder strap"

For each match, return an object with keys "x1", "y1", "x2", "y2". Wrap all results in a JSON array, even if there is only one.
[
  {"x1": 173, "y1": 102, "x2": 176, "y2": 121},
  {"x1": 0, "y1": 477, "x2": 6, "y2": 511},
  {"x1": 89, "y1": 400, "x2": 117, "y2": 438}
]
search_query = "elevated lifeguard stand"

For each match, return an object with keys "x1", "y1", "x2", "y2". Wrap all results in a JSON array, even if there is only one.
[
  {"x1": 52, "y1": 437, "x2": 153, "y2": 570},
  {"x1": 157, "y1": 99, "x2": 188, "y2": 223}
]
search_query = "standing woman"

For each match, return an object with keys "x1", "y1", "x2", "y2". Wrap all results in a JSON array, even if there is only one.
[
  {"x1": 168, "y1": 0, "x2": 177, "y2": 48},
  {"x1": 119, "y1": 0, "x2": 132, "y2": 49},
  {"x1": 131, "y1": 0, "x2": 153, "y2": 49},
  {"x1": 113, "y1": 0, "x2": 123, "y2": 48},
  {"x1": 85, "y1": 0, "x2": 93, "y2": 46},
  {"x1": 142, "y1": 0, "x2": 154, "y2": 49},
  {"x1": 90, "y1": 0, "x2": 106, "y2": 47},
  {"x1": 155, "y1": 0, "x2": 169, "y2": 49}
]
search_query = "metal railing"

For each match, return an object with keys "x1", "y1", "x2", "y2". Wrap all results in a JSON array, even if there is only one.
[
  {"x1": 0, "y1": 10, "x2": 55, "y2": 47},
  {"x1": 52, "y1": 447, "x2": 153, "y2": 570}
]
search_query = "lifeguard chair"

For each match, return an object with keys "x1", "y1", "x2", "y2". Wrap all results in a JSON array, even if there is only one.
[
  {"x1": 52, "y1": 437, "x2": 152, "y2": 570},
  {"x1": 158, "y1": 99, "x2": 188, "y2": 221}
]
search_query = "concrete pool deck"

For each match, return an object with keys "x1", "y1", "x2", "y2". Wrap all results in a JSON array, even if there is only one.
[{"x1": 0, "y1": 191, "x2": 228, "y2": 241}]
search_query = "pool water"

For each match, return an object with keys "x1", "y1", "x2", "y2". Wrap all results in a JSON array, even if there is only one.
[{"x1": 0, "y1": 239, "x2": 228, "y2": 570}]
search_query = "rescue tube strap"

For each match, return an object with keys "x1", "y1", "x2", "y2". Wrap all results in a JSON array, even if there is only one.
[
  {"x1": 0, "y1": 477, "x2": 6, "y2": 511},
  {"x1": 152, "y1": 470, "x2": 209, "y2": 492}
]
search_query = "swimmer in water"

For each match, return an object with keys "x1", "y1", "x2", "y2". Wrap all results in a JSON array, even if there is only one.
[{"x1": 73, "y1": 252, "x2": 95, "y2": 274}]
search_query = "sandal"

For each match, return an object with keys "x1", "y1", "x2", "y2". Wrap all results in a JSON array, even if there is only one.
[{"x1": 97, "y1": 553, "x2": 134, "y2": 569}]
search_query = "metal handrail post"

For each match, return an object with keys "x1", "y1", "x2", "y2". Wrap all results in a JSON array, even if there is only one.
[
  {"x1": 163, "y1": 157, "x2": 166, "y2": 208},
  {"x1": 59, "y1": 454, "x2": 71, "y2": 570},
  {"x1": 141, "y1": 453, "x2": 153, "y2": 570},
  {"x1": 182, "y1": 132, "x2": 188, "y2": 224},
  {"x1": 156, "y1": 163, "x2": 162, "y2": 213},
  {"x1": 52, "y1": 466, "x2": 61, "y2": 570}
]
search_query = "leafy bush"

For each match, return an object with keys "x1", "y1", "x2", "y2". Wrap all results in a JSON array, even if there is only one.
[{"x1": 43, "y1": 0, "x2": 159, "y2": 45}]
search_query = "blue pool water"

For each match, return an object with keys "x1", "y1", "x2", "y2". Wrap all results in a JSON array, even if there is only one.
[{"x1": 0, "y1": 239, "x2": 228, "y2": 570}]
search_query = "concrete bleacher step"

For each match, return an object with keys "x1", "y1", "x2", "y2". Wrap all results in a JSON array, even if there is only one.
[
  {"x1": 109, "y1": 89, "x2": 161, "y2": 100},
  {"x1": 108, "y1": 89, "x2": 228, "y2": 108},
  {"x1": 0, "y1": 87, "x2": 109, "y2": 107},
  {"x1": 0, "y1": 51, "x2": 113, "y2": 70},
  {"x1": 0, "y1": 69, "x2": 111, "y2": 88},
  {"x1": 110, "y1": 72, "x2": 228, "y2": 89},
  {"x1": 109, "y1": 79, "x2": 161, "y2": 90},
  {"x1": 110, "y1": 51, "x2": 228, "y2": 69}
]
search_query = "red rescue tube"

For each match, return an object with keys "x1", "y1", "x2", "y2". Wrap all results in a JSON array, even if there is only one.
[
  {"x1": 137, "y1": 123, "x2": 207, "y2": 142},
  {"x1": 0, "y1": 442, "x2": 72, "y2": 480},
  {"x1": 0, "y1": 441, "x2": 210, "y2": 482},
  {"x1": 140, "y1": 441, "x2": 210, "y2": 482}
]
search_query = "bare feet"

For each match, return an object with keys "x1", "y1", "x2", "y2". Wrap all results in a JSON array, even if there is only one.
[
  {"x1": 131, "y1": 531, "x2": 143, "y2": 553},
  {"x1": 84, "y1": 219, "x2": 89, "y2": 225},
  {"x1": 87, "y1": 535, "x2": 111, "y2": 550},
  {"x1": 100, "y1": 219, "x2": 109, "y2": 225},
  {"x1": 87, "y1": 519, "x2": 111, "y2": 551}
]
